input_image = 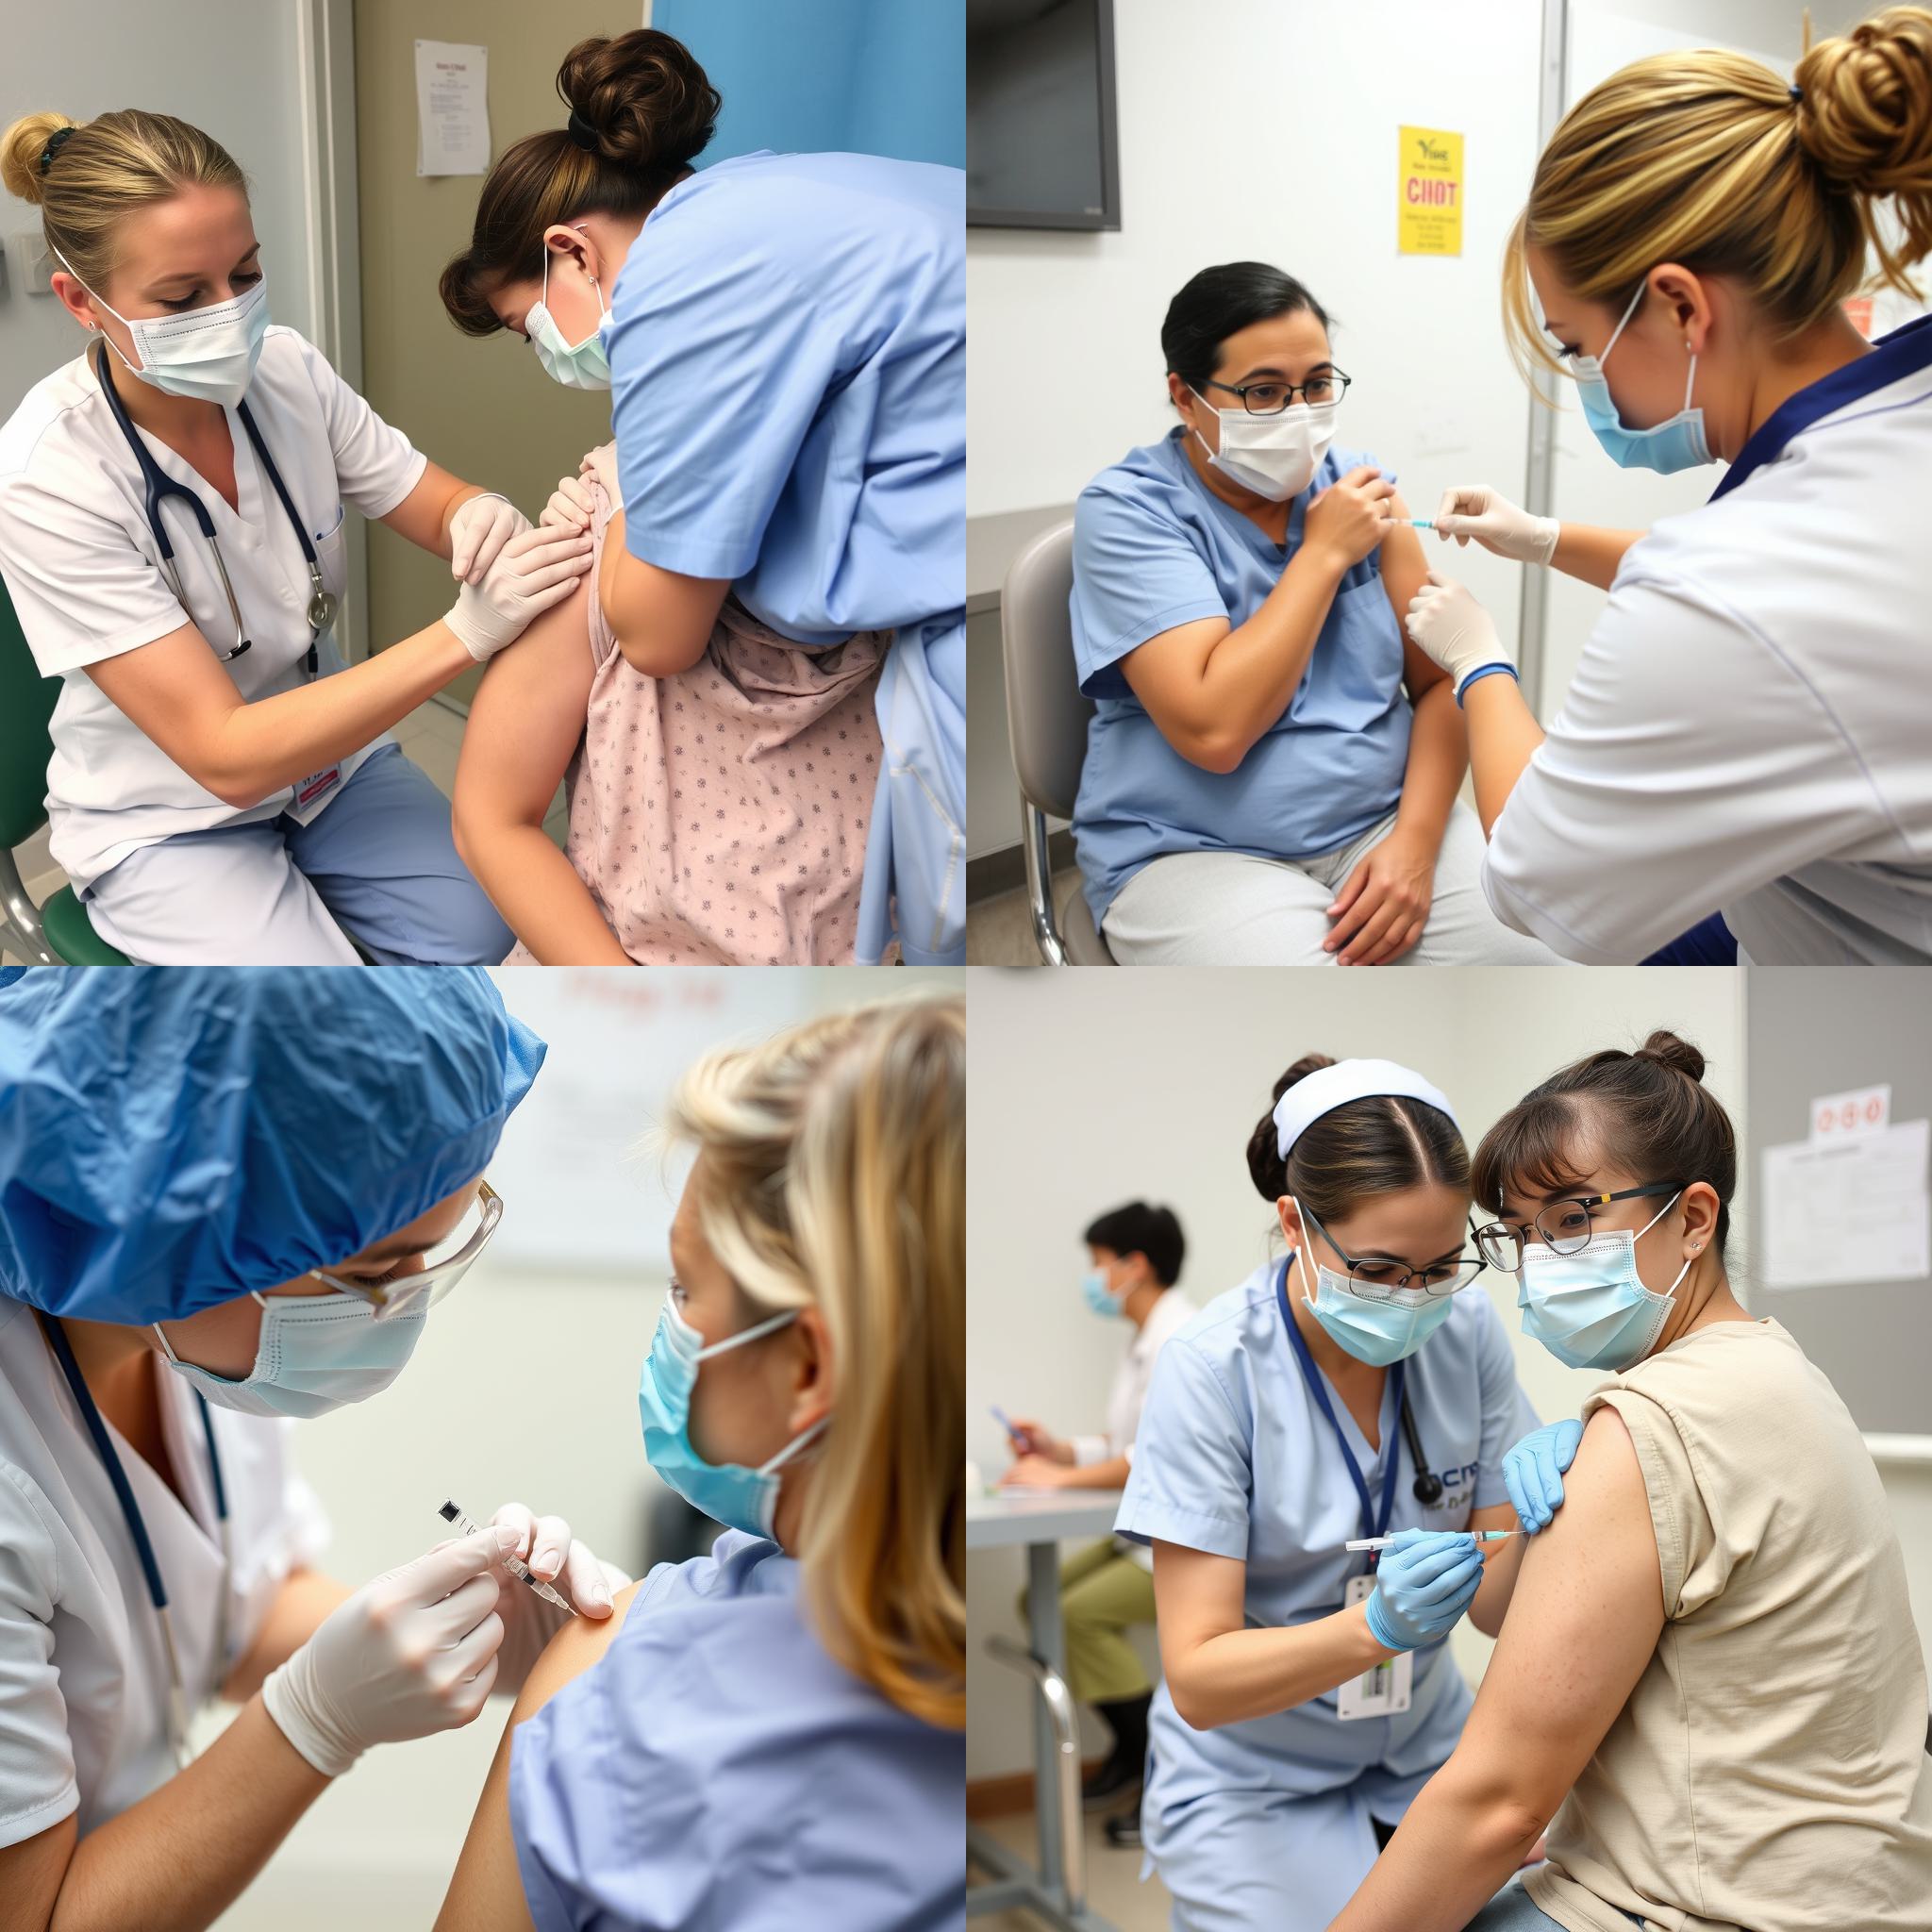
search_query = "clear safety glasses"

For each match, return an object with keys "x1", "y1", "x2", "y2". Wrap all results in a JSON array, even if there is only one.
[
  {"x1": 1300, "y1": 1203, "x2": 1486, "y2": 1302},
  {"x1": 1472, "y1": 1179, "x2": 1688, "y2": 1274},
  {"x1": 310, "y1": 1179, "x2": 504, "y2": 1322}
]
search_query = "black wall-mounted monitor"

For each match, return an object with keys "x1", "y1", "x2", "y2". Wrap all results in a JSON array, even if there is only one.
[{"x1": 967, "y1": 0, "x2": 1121, "y2": 231}]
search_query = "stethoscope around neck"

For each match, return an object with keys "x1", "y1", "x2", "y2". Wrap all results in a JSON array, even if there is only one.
[{"x1": 92, "y1": 338, "x2": 338, "y2": 674}]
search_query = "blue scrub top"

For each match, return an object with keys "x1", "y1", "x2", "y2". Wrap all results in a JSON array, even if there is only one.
[
  {"x1": 1115, "y1": 1261, "x2": 1539, "y2": 1818},
  {"x1": 1070, "y1": 433, "x2": 1415, "y2": 926},
  {"x1": 608, "y1": 150, "x2": 965, "y2": 646},
  {"x1": 509, "y1": 1530, "x2": 963, "y2": 1932}
]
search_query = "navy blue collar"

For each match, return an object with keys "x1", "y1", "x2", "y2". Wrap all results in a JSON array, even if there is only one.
[{"x1": 1711, "y1": 311, "x2": 1932, "y2": 500}]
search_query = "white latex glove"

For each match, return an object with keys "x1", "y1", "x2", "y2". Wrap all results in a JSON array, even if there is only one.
[
  {"x1": 261, "y1": 1526, "x2": 515, "y2": 1777},
  {"x1": 487, "y1": 1500, "x2": 633, "y2": 1691},
  {"x1": 540, "y1": 472, "x2": 598, "y2": 534},
  {"x1": 578, "y1": 441, "x2": 621, "y2": 511},
  {"x1": 1434, "y1": 484, "x2": 1559, "y2": 567},
  {"x1": 1405, "y1": 569, "x2": 1516, "y2": 699},
  {"x1": 448, "y1": 491, "x2": 533, "y2": 587},
  {"x1": 444, "y1": 524, "x2": 594, "y2": 663}
]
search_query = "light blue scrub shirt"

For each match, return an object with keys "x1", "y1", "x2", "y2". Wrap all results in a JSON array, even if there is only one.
[
  {"x1": 508, "y1": 1530, "x2": 962, "y2": 1932},
  {"x1": 1116, "y1": 1261, "x2": 1539, "y2": 1930},
  {"x1": 1070, "y1": 434, "x2": 1414, "y2": 928},
  {"x1": 607, "y1": 150, "x2": 965, "y2": 964}
]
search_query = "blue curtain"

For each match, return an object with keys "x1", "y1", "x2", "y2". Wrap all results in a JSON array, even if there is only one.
[{"x1": 651, "y1": 0, "x2": 964, "y2": 168}]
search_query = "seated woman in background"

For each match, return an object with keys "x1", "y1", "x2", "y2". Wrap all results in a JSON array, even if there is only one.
[
  {"x1": 1330, "y1": 1032, "x2": 1932, "y2": 1932},
  {"x1": 1070, "y1": 262, "x2": 1557, "y2": 969},
  {"x1": 441, "y1": 32, "x2": 888, "y2": 965},
  {"x1": 434, "y1": 994, "x2": 964, "y2": 1932}
]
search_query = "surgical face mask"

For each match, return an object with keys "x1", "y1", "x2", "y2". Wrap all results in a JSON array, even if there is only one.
[
  {"x1": 1190, "y1": 388, "x2": 1336, "y2": 501},
  {"x1": 56, "y1": 247, "x2": 271, "y2": 409},
  {"x1": 1081, "y1": 1268, "x2": 1122, "y2": 1319},
  {"x1": 154, "y1": 1287, "x2": 427, "y2": 1419},
  {"x1": 637, "y1": 1298, "x2": 828, "y2": 1539},
  {"x1": 1294, "y1": 1231, "x2": 1457, "y2": 1368},
  {"x1": 527, "y1": 242, "x2": 611, "y2": 391},
  {"x1": 1516, "y1": 1191, "x2": 1692, "y2": 1371},
  {"x1": 1571, "y1": 281, "x2": 1712, "y2": 474}
]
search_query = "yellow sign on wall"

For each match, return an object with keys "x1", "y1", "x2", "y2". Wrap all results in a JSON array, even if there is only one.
[{"x1": 1398, "y1": 125, "x2": 1464, "y2": 257}]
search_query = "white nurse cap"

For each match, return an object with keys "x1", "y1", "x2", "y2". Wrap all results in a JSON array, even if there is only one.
[{"x1": 1272, "y1": 1058, "x2": 1459, "y2": 1160}]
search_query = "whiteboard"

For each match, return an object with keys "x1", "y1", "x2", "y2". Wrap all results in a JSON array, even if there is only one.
[{"x1": 483, "y1": 971, "x2": 817, "y2": 1275}]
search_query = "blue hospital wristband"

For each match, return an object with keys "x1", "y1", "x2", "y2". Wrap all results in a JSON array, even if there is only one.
[{"x1": 1455, "y1": 663, "x2": 1520, "y2": 708}]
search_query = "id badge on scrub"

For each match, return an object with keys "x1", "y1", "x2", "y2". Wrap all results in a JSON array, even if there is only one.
[
  {"x1": 284, "y1": 764, "x2": 341, "y2": 824},
  {"x1": 1339, "y1": 1574, "x2": 1412, "y2": 1720}
]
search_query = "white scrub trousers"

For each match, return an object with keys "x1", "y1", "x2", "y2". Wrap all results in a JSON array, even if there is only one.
[
  {"x1": 84, "y1": 745, "x2": 514, "y2": 965},
  {"x1": 1101, "y1": 803, "x2": 1564, "y2": 967}
]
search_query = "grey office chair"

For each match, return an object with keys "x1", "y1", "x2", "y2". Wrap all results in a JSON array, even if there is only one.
[{"x1": 1000, "y1": 521, "x2": 1116, "y2": 965}]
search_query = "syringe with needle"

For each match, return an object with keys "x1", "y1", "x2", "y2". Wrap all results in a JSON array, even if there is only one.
[
  {"x1": 438, "y1": 1499, "x2": 577, "y2": 1614},
  {"x1": 1344, "y1": 1528, "x2": 1524, "y2": 1553}
]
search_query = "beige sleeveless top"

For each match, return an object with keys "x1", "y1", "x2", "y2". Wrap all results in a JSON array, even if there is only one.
[{"x1": 1524, "y1": 1318, "x2": 1932, "y2": 1932}]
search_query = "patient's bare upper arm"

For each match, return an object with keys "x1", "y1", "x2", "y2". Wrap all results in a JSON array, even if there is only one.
[
  {"x1": 434, "y1": 1580, "x2": 641, "y2": 1932},
  {"x1": 1445, "y1": 1406, "x2": 1666, "y2": 1819},
  {"x1": 452, "y1": 570, "x2": 595, "y2": 835}
]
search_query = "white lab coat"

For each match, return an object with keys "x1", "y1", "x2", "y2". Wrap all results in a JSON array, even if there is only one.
[
  {"x1": 0, "y1": 1300, "x2": 330, "y2": 1846},
  {"x1": 1484, "y1": 319, "x2": 1932, "y2": 963},
  {"x1": 0, "y1": 327, "x2": 425, "y2": 893}
]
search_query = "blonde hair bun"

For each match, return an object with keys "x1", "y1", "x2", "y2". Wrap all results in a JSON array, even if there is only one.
[{"x1": 1, "y1": 112, "x2": 79, "y2": 207}]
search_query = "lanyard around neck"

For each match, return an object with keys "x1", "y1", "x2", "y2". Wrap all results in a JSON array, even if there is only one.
[
  {"x1": 1274, "y1": 1256, "x2": 1404, "y2": 1557},
  {"x1": 39, "y1": 1314, "x2": 231, "y2": 1768}
]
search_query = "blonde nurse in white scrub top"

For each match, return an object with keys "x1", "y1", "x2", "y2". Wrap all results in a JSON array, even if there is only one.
[{"x1": 0, "y1": 108, "x2": 593, "y2": 964}]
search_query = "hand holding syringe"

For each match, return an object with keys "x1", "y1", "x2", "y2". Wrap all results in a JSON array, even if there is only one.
[{"x1": 438, "y1": 1499, "x2": 577, "y2": 1615}]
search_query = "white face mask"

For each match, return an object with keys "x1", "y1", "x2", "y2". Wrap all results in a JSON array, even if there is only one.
[
  {"x1": 154, "y1": 1287, "x2": 427, "y2": 1419},
  {"x1": 1191, "y1": 388, "x2": 1338, "y2": 501},
  {"x1": 56, "y1": 246, "x2": 271, "y2": 408},
  {"x1": 527, "y1": 237, "x2": 611, "y2": 391}
]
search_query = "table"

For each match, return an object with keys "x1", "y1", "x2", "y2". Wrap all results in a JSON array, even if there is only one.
[{"x1": 967, "y1": 1490, "x2": 1129, "y2": 1932}]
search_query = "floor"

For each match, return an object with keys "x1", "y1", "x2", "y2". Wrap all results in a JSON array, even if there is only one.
[
  {"x1": 966, "y1": 868, "x2": 1084, "y2": 966},
  {"x1": 2, "y1": 699, "x2": 566, "y2": 967},
  {"x1": 969, "y1": 1805, "x2": 1171, "y2": 1930}
]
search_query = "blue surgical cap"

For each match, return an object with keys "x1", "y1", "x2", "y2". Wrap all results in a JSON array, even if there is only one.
[{"x1": 0, "y1": 968, "x2": 545, "y2": 1324}]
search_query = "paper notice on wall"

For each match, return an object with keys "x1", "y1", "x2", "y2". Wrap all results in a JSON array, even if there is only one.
[
  {"x1": 1758, "y1": 1117, "x2": 1930, "y2": 1290},
  {"x1": 416, "y1": 41, "x2": 489, "y2": 176},
  {"x1": 1398, "y1": 126, "x2": 1463, "y2": 257}
]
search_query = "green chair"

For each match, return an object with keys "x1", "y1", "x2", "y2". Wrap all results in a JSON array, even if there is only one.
[{"x1": 0, "y1": 578, "x2": 129, "y2": 964}]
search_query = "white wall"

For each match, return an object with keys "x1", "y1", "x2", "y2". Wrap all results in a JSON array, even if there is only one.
[
  {"x1": 0, "y1": 2, "x2": 315, "y2": 415},
  {"x1": 967, "y1": 966, "x2": 1932, "y2": 1783}
]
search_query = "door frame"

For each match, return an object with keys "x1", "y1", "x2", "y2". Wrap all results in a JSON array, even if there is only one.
[{"x1": 296, "y1": 0, "x2": 371, "y2": 661}]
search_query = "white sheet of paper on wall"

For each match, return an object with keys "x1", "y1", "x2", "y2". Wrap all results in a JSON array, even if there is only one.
[
  {"x1": 1759, "y1": 1118, "x2": 1930, "y2": 1290},
  {"x1": 415, "y1": 40, "x2": 490, "y2": 177}
]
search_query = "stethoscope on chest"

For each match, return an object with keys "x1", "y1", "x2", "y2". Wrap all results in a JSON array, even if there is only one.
[
  {"x1": 38, "y1": 1313, "x2": 232, "y2": 1773},
  {"x1": 93, "y1": 339, "x2": 339, "y2": 675},
  {"x1": 1275, "y1": 1257, "x2": 1444, "y2": 1571}
]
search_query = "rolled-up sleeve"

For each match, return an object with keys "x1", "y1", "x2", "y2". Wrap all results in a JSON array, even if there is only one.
[
  {"x1": 1484, "y1": 575, "x2": 1879, "y2": 961},
  {"x1": 1114, "y1": 1341, "x2": 1253, "y2": 1560}
]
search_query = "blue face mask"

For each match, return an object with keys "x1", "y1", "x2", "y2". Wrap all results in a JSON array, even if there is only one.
[
  {"x1": 155, "y1": 1288, "x2": 426, "y2": 1419},
  {"x1": 1572, "y1": 280, "x2": 1712, "y2": 474},
  {"x1": 1294, "y1": 1238, "x2": 1457, "y2": 1368},
  {"x1": 1081, "y1": 1269, "x2": 1122, "y2": 1319},
  {"x1": 638, "y1": 1298, "x2": 828, "y2": 1539},
  {"x1": 1516, "y1": 1191, "x2": 1691, "y2": 1370}
]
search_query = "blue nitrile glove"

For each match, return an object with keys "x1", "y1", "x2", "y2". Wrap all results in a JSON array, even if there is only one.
[
  {"x1": 1363, "y1": 1528, "x2": 1483, "y2": 1652},
  {"x1": 1503, "y1": 1418, "x2": 1585, "y2": 1535}
]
